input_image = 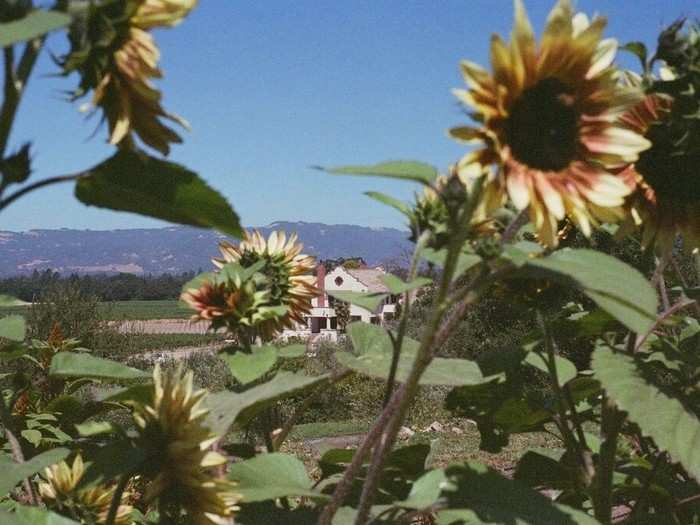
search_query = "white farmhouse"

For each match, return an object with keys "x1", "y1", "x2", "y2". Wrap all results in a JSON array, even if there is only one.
[{"x1": 281, "y1": 264, "x2": 399, "y2": 341}]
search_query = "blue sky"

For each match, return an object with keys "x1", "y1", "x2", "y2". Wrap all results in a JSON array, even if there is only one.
[{"x1": 2, "y1": 0, "x2": 696, "y2": 232}]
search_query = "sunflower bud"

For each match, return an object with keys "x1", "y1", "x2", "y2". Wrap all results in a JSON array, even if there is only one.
[
  {"x1": 181, "y1": 264, "x2": 292, "y2": 340},
  {"x1": 61, "y1": 0, "x2": 197, "y2": 155},
  {"x1": 616, "y1": 19, "x2": 700, "y2": 253},
  {"x1": 132, "y1": 365, "x2": 240, "y2": 524},
  {"x1": 213, "y1": 230, "x2": 318, "y2": 340},
  {"x1": 38, "y1": 454, "x2": 133, "y2": 525}
]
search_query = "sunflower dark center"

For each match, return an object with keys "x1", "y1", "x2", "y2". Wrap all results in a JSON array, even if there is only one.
[
  {"x1": 505, "y1": 77, "x2": 579, "y2": 171},
  {"x1": 635, "y1": 124, "x2": 700, "y2": 204}
]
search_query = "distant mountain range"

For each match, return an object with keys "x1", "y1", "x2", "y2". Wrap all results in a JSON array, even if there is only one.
[{"x1": 0, "y1": 222, "x2": 412, "y2": 277}]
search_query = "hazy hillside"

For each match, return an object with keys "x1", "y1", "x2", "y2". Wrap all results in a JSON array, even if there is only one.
[{"x1": 0, "y1": 222, "x2": 411, "y2": 276}]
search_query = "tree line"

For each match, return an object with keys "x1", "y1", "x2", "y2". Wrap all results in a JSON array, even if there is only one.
[{"x1": 0, "y1": 269, "x2": 199, "y2": 302}]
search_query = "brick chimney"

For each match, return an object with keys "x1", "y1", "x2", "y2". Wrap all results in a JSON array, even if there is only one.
[{"x1": 316, "y1": 263, "x2": 326, "y2": 307}]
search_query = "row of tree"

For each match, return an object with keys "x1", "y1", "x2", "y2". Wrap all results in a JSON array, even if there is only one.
[{"x1": 0, "y1": 269, "x2": 200, "y2": 302}]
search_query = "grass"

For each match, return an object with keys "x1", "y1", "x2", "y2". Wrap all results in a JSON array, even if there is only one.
[
  {"x1": 280, "y1": 418, "x2": 562, "y2": 474},
  {"x1": 0, "y1": 300, "x2": 190, "y2": 321},
  {"x1": 100, "y1": 300, "x2": 190, "y2": 320},
  {"x1": 288, "y1": 420, "x2": 371, "y2": 440}
]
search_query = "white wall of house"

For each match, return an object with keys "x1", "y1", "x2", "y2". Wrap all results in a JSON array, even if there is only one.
[
  {"x1": 279, "y1": 265, "x2": 399, "y2": 341},
  {"x1": 325, "y1": 267, "x2": 376, "y2": 323}
]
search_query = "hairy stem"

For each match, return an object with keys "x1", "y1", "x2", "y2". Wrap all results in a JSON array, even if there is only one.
[
  {"x1": 0, "y1": 172, "x2": 86, "y2": 211},
  {"x1": 635, "y1": 298, "x2": 695, "y2": 352},
  {"x1": 501, "y1": 207, "x2": 529, "y2": 243},
  {"x1": 105, "y1": 472, "x2": 130, "y2": 525},
  {"x1": 630, "y1": 453, "x2": 663, "y2": 519},
  {"x1": 317, "y1": 387, "x2": 406, "y2": 524},
  {"x1": 0, "y1": 399, "x2": 37, "y2": 505},
  {"x1": 353, "y1": 227, "x2": 471, "y2": 524},
  {"x1": 671, "y1": 257, "x2": 700, "y2": 318},
  {"x1": 592, "y1": 396, "x2": 623, "y2": 524},
  {"x1": 0, "y1": 38, "x2": 44, "y2": 160},
  {"x1": 383, "y1": 232, "x2": 428, "y2": 407},
  {"x1": 538, "y1": 312, "x2": 592, "y2": 483}
]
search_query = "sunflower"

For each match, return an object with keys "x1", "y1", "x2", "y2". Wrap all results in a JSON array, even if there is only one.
[
  {"x1": 449, "y1": 0, "x2": 650, "y2": 246},
  {"x1": 215, "y1": 230, "x2": 318, "y2": 340},
  {"x1": 132, "y1": 365, "x2": 240, "y2": 524},
  {"x1": 64, "y1": 0, "x2": 197, "y2": 155},
  {"x1": 411, "y1": 169, "x2": 496, "y2": 249},
  {"x1": 180, "y1": 272, "x2": 282, "y2": 336},
  {"x1": 410, "y1": 175, "x2": 455, "y2": 249},
  {"x1": 618, "y1": 90, "x2": 700, "y2": 252},
  {"x1": 130, "y1": 0, "x2": 198, "y2": 28},
  {"x1": 38, "y1": 454, "x2": 133, "y2": 525}
]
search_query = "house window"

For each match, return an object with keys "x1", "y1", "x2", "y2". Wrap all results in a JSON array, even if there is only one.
[
  {"x1": 350, "y1": 315, "x2": 361, "y2": 323},
  {"x1": 330, "y1": 317, "x2": 338, "y2": 329},
  {"x1": 335, "y1": 276, "x2": 344, "y2": 286}
]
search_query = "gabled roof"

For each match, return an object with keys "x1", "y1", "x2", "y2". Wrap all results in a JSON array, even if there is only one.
[{"x1": 345, "y1": 268, "x2": 389, "y2": 293}]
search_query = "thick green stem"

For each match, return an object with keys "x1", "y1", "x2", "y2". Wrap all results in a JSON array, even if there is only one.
[
  {"x1": 630, "y1": 453, "x2": 663, "y2": 519},
  {"x1": 0, "y1": 39, "x2": 44, "y2": 160},
  {"x1": 383, "y1": 232, "x2": 429, "y2": 407},
  {"x1": 538, "y1": 312, "x2": 592, "y2": 482},
  {"x1": 592, "y1": 396, "x2": 623, "y2": 524},
  {"x1": 353, "y1": 230, "x2": 467, "y2": 524},
  {"x1": 317, "y1": 387, "x2": 406, "y2": 525},
  {"x1": 331, "y1": 181, "x2": 491, "y2": 524},
  {"x1": 0, "y1": 172, "x2": 85, "y2": 211},
  {"x1": 105, "y1": 472, "x2": 130, "y2": 525},
  {"x1": 671, "y1": 257, "x2": 700, "y2": 318},
  {"x1": 0, "y1": 398, "x2": 37, "y2": 505}
]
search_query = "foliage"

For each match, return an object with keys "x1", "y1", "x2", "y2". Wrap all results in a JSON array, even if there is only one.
[
  {"x1": 0, "y1": 2, "x2": 699, "y2": 525},
  {"x1": 0, "y1": 271, "x2": 198, "y2": 303},
  {"x1": 24, "y1": 280, "x2": 106, "y2": 348}
]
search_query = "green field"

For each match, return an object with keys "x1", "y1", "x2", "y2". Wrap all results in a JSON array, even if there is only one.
[
  {"x1": 0, "y1": 300, "x2": 190, "y2": 321},
  {"x1": 98, "y1": 300, "x2": 191, "y2": 320}
]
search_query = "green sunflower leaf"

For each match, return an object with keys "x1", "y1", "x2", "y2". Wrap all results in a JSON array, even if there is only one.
[
  {"x1": 0, "y1": 506, "x2": 80, "y2": 524},
  {"x1": 228, "y1": 453, "x2": 327, "y2": 502},
  {"x1": 592, "y1": 345, "x2": 700, "y2": 481},
  {"x1": 0, "y1": 9, "x2": 71, "y2": 48},
  {"x1": 205, "y1": 372, "x2": 330, "y2": 435},
  {"x1": 435, "y1": 462, "x2": 600, "y2": 524},
  {"x1": 523, "y1": 249, "x2": 657, "y2": 334},
  {"x1": 621, "y1": 41, "x2": 648, "y2": 70},
  {"x1": 399, "y1": 469, "x2": 448, "y2": 510},
  {"x1": 76, "y1": 150, "x2": 242, "y2": 239},
  {"x1": 0, "y1": 448, "x2": 70, "y2": 498},
  {"x1": 317, "y1": 160, "x2": 438, "y2": 185},
  {"x1": 327, "y1": 290, "x2": 387, "y2": 312},
  {"x1": 221, "y1": 346, "x2": 278, "y2": 385},
  {"x1": 49, "y1": 352, "x2": 149, "y2": 380},
  {"x1": 364, "y1": 191, "x2": 412, "y2": 216},
  {"x1": 422, "y1": 248, "x2": 482, "y2": 280},
  {"x1": 380, "y1": 274, "x2": 432, "y2": 295},
  {"x1": 343, "y1": 323, "x2": 498, "y2": 386},
  {"x1": 523, "y1": 351, "x2": 578, "y2": 387}
]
